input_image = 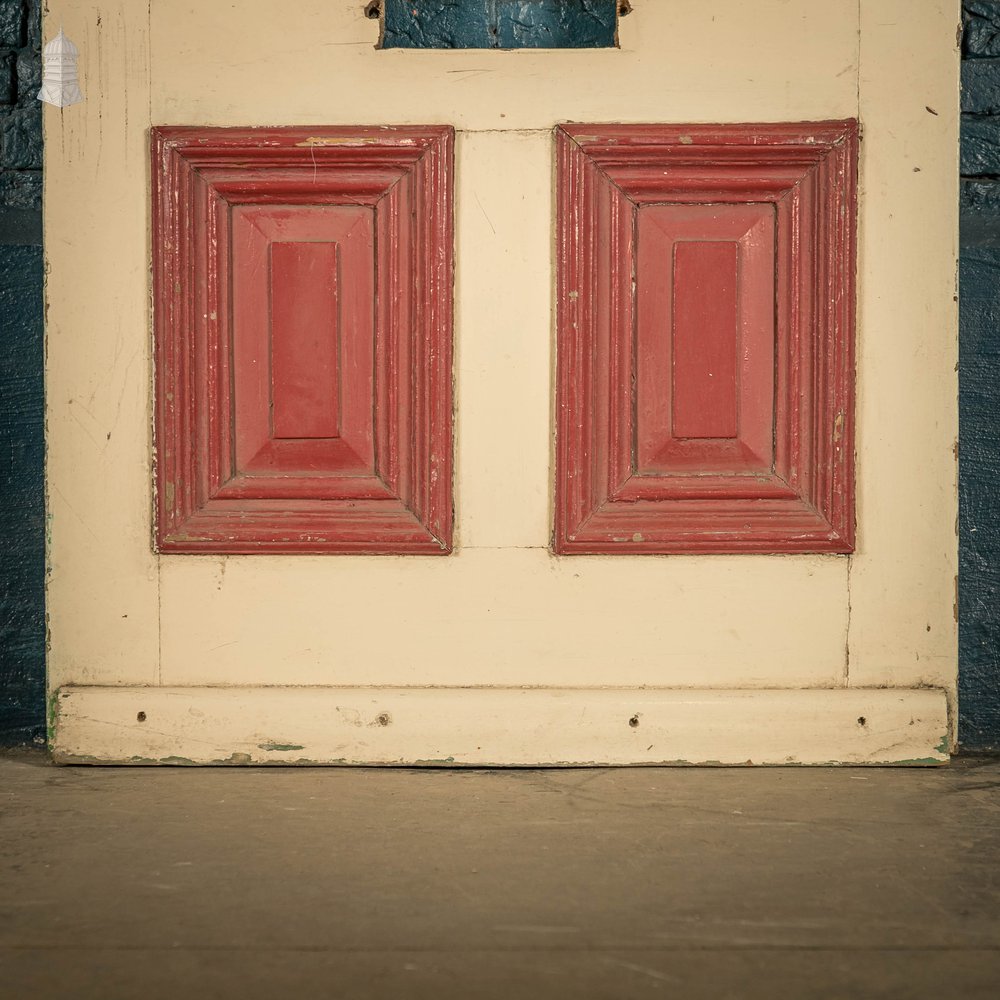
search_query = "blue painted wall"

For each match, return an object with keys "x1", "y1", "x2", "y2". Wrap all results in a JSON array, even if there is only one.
[
  {"x1": 0, "y1": 0, "x2": 43, "y2": 747},
  {"x1": 961, "y1": 2, "x2": 1000, "y2": 749}
]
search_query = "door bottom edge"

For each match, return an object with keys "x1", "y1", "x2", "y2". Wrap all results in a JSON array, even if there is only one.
[{"x1": 50, "y1": 685, "x2": 950, "y2": 767}]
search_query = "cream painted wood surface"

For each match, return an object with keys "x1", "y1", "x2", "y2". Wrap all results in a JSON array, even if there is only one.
[
  {"x1": 148, "y1": 1, "x2": 860, "y2": 130},
  {"x1": 850, "y1": 0, "x2": 961, "y2": 689},
  {"x1": 45, "y1": 2, "x2": 158, "y2": 690},
  {"x1": 158, "y1": 552, "x2": 847, "y2": 689},
  {"x1": 53, "y1": 687, "x2": 949, "y2": 767},
  {"x1": 45, "y1": 0, "x2": 960, "y2": 764}
]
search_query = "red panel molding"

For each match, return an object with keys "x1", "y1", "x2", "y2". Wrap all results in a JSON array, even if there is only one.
[
  {"x1": 152, "y1": 126, "x2": 454, "y2": 554},
  {"x1": 554, "y1": 121, "x2": 858, "y2": 555}
]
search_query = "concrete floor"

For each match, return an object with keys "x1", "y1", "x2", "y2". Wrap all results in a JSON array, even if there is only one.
[{"x1": 2, "y1": 751, "x2": 1000, "y2": 999}]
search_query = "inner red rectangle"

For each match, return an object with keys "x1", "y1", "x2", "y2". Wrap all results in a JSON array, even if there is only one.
[
  {"x1": 232, "y1": 204, "x2": 376, "y2": 481},
  {"x1": 635, "y1": 204, "x2": 774, "y2": 478},
  {"x1": 270, "y1": 241, "x2": 340, "y2": 440},
  {"x1": 671, "y1": 241, "x2": 738, "y2": 440}
]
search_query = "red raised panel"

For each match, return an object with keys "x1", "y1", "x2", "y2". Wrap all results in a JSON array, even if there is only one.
[
  {"x1": 153, "y1": 126, "x2": 454, "y2": 553},
  {"x1": 269, "y1": 240, "x2": 341, "y2": 441},
  {"x1": 555, "y1": 122, "x2": 858, "y2": 554},
  {"x1": 671, "y1": 240, "x2": 738, "y2": 441}
]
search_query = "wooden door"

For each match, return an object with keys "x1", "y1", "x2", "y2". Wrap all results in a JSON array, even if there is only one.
[{"x1": 45, "y1": 0, "x2": 959, "y2": 766}]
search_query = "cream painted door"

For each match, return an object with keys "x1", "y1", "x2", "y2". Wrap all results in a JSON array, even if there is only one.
[{"x1": 45, "y1": 1, "x2": 958, "y2": 765}]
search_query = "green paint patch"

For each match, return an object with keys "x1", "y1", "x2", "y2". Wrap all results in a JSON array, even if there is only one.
[
  {"x1": 257, "y1": 742, "x2": 306, "y2": 752},
  {"x1": 46, "y1": 689, "x2": 60, "y2": 738}
]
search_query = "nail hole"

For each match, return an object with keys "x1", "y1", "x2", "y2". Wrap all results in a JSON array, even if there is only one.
[
  {"x1": 364, "y1": 1, "x2": 381, "y2": 19},
  {"x1": 376, "y1": 712, "x2": 391, "y2": 727},
  {"x1": 137, "y1": 711, "x2": 147, "y2": 723},
  {"x1": 628, "y1": 714, "x2": 640, "y2": 728},
  {"x1": 619, "y1": 1, "x2": 633, "y2": 15},
  {"x1": 857, "y1": 716, "x2": 867, "y2": 727}
]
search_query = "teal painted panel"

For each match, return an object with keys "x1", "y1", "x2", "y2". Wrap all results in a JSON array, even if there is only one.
[
  {"x1": 495, "y1": 1, "x2": 618, "y2": 48},
  {"x1": 384, "y1": 0, "x2": 494, "y2": 48},
  {"x1": 382, "y1": 0, "x2": 618, "y2": 49},
  {"x1": 965, "y1": 1, "x2": 1000, "y2": 58}
]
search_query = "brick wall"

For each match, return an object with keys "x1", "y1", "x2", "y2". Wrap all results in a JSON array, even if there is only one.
[{"x1": 0, "y1": 0, "x2": 40, "y2": 223}]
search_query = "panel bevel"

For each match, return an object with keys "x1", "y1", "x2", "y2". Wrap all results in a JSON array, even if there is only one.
[
  {"x1": 269, "y1": 240, "x2": 342, "y2": 441},
  {"x1": 231, "y1": 204, "x2": 376, "y2": 485},
  {"x1": 635, "y1": 203, "x2": 775, "y2": 480}
]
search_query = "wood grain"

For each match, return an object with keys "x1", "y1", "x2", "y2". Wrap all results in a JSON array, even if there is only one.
[{"x1": 52, "y1": 686, "x2": 949, "y2": 766}]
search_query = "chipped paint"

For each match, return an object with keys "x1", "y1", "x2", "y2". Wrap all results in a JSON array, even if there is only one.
[
  {"x1": 46, "y1": 689, "x2": 60, "y2": 740},
  {"x1": 51, "y1": 687, "x2": 951, "y2": 767},
  {"x1": 295, "y1": 136, "x2": 415, "y2": 147}
]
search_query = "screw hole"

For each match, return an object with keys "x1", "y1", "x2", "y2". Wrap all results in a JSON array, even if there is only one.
[
  {"x1": 628, "y1": 714, "x2": 640, "y2": 728},
  {"x1": 137, "y1": 711, "x2": 147, "y2": 723}
]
